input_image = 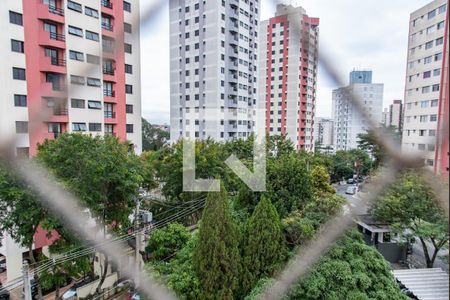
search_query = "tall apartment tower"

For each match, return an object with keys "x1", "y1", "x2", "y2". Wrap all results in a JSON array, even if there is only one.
[
  {"x1": 259, "y1": 4, "x2": 319, "y2": 151},
  {"x1": 313, "y1": 117, "x2": 334, "y2": 153},
  {"x1": 389, "y1": 99, "x2": 403, "y2": 131},
  {"x1": 169, "y1": 0, "x2": 260, "y2": 142},
  {"x1": 332, "y1": 70, "x2": 384, "y2": 151},
  {"x1": 0, "y1": 0, "x2": 142, "y2": 156},
  {"x1": 402, "y1": 0, "x2": 447, "y2": 169}
]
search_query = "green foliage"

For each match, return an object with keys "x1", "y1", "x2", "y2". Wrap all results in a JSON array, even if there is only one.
[
  {"x1": 37, "y1": 133, "x2": 142, "y2": 226},
  {"x1": 357, "y1": 126, "x2": 401, "y2": 168},
  {"x1": 286, "y1": 230, "x2": 407, "y2": 300},
  {"x1": 145, "y1": 223, "x2": 190, "y2": 261},
  {"x1": 331, "y1": 149, "x2": 371, "y2": 182},
  {"x1": 140, "y1": 150, "x2": 162, "y2": 191},
  {"x1": 142, "y1": 118, "x2": 169, "y2": 152},
  {"x1": 242, "y1": 197, "x2": 286, "y2": 294},
  {"x1": 193, "y1": 186, "x2": 242, "y2": 299},
  {"x1": 244, "y1": 278, "x2": 274, "y2": 300},
  {"x1": 311, "y1": 165, "x2": 336, "y2": 197},
  {"x1": 282, "y1": 211, "x2": 316, "y2": 246},
  {"x1": 266, "y1": 135, "x2": 295, "y2": 158},
  {"x1": 373, "y1": 172, "x2": 449, "y2": 267}
]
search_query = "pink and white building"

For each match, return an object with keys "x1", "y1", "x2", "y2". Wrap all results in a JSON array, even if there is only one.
[{"x1": 259, "y1": 4, "x2": 319, "y2": 151}]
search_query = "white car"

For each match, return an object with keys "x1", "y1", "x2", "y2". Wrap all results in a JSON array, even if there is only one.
[{"x1": 345, "y1": 186, "x2": 357, "y2": 195}]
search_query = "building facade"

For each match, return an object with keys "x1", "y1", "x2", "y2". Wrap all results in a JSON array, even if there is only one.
[
  {"x1": 169, "y1": 0, "x2": 260, "y2": 142},
  {"x1": 332, "y1": 70, "x2": 384, "y2": 151},
  {"x1": 402, "y1": 0, "x2": 447, "y2": 169},
  {"x1": 389, "y1": 99, "x2": 403, "y2": 131},
  {"x1": 0, "y1": 0, "x2": 142, "y2": 156},
  {"x1": 381, "y1": 107, "x2": 389, "y2": 126},
  {"x1": 313, "y1": 117, "x2": 334, "y2": 153},
  {"x1": 258, "y1": 4, "x2": 319, "y2": 151}
]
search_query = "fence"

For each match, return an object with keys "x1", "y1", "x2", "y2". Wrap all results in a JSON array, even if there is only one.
[{"x1": 0, "y1": 0, "x2": 448, "y2": 300}]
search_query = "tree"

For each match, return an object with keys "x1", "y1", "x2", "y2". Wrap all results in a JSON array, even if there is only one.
[
  {"x1": 37, "y1": 133, "x2": 143, "y2": 293},
  {"x1": 282, "y1": 211, "x2": 316, "y2": 247},
  {"x1": 357, "y1": 126, "x2": 401, "y2": 168},
  {"x1": 242, "y1": 197, "x2": 286, "y2": 295},
  {"x1": 287, "y1": 230, "x2": 408, "y2": 300},
  {"x1": 311, "y1": 165, "x2": 336, "y2": 198},
  {"x1": 330, "y1": 149, "x2": 371, "y2": 182},
  {"x1": 142, "y1": 118, "x2": 169, "y2": 151},
  {"x1": 145, "y1": 223, "x2": 190, "y2": 261},
  {"x1": 372, "y1": 172, "x2": 449, "y2": 268},
  {"x1": 266, "y1": 135, "x2": 295, "y2": 158},
  {"x1": 193, "y1": 186, "x2": 241, "y2": 299}
]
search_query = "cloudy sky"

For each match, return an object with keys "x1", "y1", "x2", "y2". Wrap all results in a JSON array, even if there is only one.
[{"x1": 140, "y1": 0, "x2": 432, "y2": 125}]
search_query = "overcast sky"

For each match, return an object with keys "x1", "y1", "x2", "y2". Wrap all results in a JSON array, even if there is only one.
[{"x1": 140, "y1": 0, "x2": 432, "y2": 125}]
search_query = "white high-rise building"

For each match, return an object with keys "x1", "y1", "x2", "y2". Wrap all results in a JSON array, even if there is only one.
[
  {"x1": 332, "y1": 70, "x2": 384, "y2": 151},
  {"x1": 313, "y1": 117, "x2": 334, "y2": 153},
  {"x1": 169, "y1": 0, "x2": 260, "y2": 142},
  {"x1": 402, "y1": 0, "x2": 447, "y2": 168},
  {"x1": 258, "y1": 4, "x2": 319, "y2": 151},
  {"x1": 389, "y1": 99, "x2": 403, "y2": 131}
]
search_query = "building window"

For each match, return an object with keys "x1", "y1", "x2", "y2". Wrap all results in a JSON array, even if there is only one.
[
  {"x1": 430, "y1": 114, "x2": 437, "y2": 122},
  {"x1": 421, "y1": 101, "x2": 429, "y2": 108},
  {"x1": 11, "y1": 40, "x2": 24, "y2": 53},
  {"x1": 425, "y1": 41, "x2": 433, "y2": 49},
  {"x1": 428, "y1": 144, "x2": 436, "y2": 152},
  {"x1": 68, "y1": 25, "x2": 83, "y2": 37},
  {"x1": 126, "y1": 124, "x2": 134, "y2": 133},
  {"x1": 87, "y1": 100, "x2": 102, "y2": 109},
  {"x1": 69, "y1": 50, "x2": 84, "y2": 61},
  {"x1": 433, "y1": 69, "x2": 441, "y2": 77},
  {"x1": 429, "y1": 130, "x2": 436, "y2": 136},
  {"x1": 70, "y1": 75, "x2": 85, "y2": 85},
  {"x1": 87, "y1": 77, "x2": 102, "y2": 87},
  {"x1": 89, "y1": 123, "x2": 102, "y2": 132},
  {"x1": 423, "y1": 71, "x2": 431, "y2": 78},
  {"x1": 123, "y1": 1, "x2": 131, "y2": 12},
  {"x1": 436, "y1": 37, "x2": 444, "y2": 46},
  {"x1": 432, "y1": 84, "x2": 440, "y2": 92},
  {"x1": 85, "y1": 7, "x2": 99, "y2": 18},
  {"x1": 86, "y1": 31, "x2": 99, "y2": 42},
  {"x1": 86, "y1": 54, "x2": 100, "y2": 65},
  {"x1": 124, "y1": 43, "x2": 132, "y2": 53},
  {"x1": 9, "y1": 11, "x2": 23, "y2": 26},
  {"x1": 126, "y1": 104, "x2": 133, "y2": 113},
  {"x1": 72, "y1": 123, "x2": 87, "y2": 132},
  {"x1": 12, "y1": 67, "x2": 26, "y2": 80},
  {"x1": 435, "y1": 52, "x2": 442, "y2": 61},
  {"x1": 427, "y1": 9, "x2": 436, "y2": 19},
  {"x1": 16, "y1": 147, "x2": 29, "y2": 158},
  {"x1": 14, "y1": 94, "x2": 27, "y2": 107},
  {"x1": 437, "y1": 21, "x2": 445, "y2": 30},
  {"x1": 424, "y1": 56, "x2": 432, "y2": 64},
  {"x1": 125, "y1": 84, "x2": 133, "y2": 94},
  {"x1": 15, "y1": 121, "x2": 28, "y2": 133},
  {"x1": 124, "y1": 22, "x2": 132, "y2": 33},
  {"x1": 71, "y1": 98, "x2": 85, "y2": 108},
  {"x1": 430, "y1": 99, "x2": 439, "y2": 107},
  {"x1": 67, "y1": 0, "x2": 82, "y2": 12},
  {"x1": 438, "y1": 4, "x2": 447, "y2": 14},
  {"x1": 125, "y1": 64, "x2": 133, "y2": 74},
  {"x1": 418, "y1": 144, "x2": 426, "y2": 151},
  {"x1": 426, "y1": 159, "x2": 434, "y2": 166},
  {"x1": 420, "y1": 115, "x2": 428, "y2": 122}
]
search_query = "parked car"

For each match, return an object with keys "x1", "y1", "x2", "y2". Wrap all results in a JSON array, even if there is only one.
[
  {"x1": 60, "y1": 287, "x2": 77, "y2": 300},
  {"x1": 0, "y1": 283, "x2": 10, "y2": 300},
  {"x1": 346, "y1": 178, "x2": 355, "y2": 184},
  {"x1": 346, "y1": 186, "x2": 357, "y2": 195}
]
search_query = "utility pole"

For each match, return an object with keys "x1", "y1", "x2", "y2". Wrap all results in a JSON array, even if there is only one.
[
  {"x1": 22, "y1": 261, "x2": 32, "y2": 300},
  {"x1": 134, "y1": 195, "x2": 141, "y2": 288}
]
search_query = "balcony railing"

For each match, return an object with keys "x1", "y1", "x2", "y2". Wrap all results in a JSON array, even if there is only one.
[
  {"x1": 104, "y1": 111, "x2": 116, "y2": 118},
  {"x1": 50, "y1": 57, "x2": 67, "y2": 67},
  {"x1": 53, "y1": 108, "x2": 68, "y2": 116},
  {"x1": 49, "y1": 32, "x2": 66, "y2": 41},
  {"x1": 102, "y1": 22, "x2": 114, "y2": 31},
  {"x1": 103, "y1": 90, "x2": 115, "y2": 97},
  {"x1": 101, "y1": 0, "x2": 113, "y2": 9},
  {"x1": 48, "y1": 5, "x2": 64, "y2": 16},
  {"x1": 103, "y1": 67, "x2": 115, "y2": 75}
]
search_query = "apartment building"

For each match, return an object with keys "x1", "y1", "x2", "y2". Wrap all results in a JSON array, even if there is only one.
[
  {"x1": 381, "y1": 108, "x2": 389, "y2": 126},
  {"x1": 169, "y1": 0, "x2": 260, "y2": 142},
  {"x1": 402, "y1": 0, "x2": 447, "y2": 169},
  {"x1": 0, "y1": 0, "x2": 142, "y2": 157},
  {"x1": 332, "y1": 70, "x2": 384, "y2": 151},
  {"x1": 313, "y1": 117, "x2": 334, "y2": 153},
  {"x1": 387, "y1": 99, "x2": 404, "y2": 131},
  {"x1": 258, "y1": 4, "x2": 319, "y2": 151}
]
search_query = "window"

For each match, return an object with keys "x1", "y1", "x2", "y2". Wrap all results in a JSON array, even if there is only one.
[
  {"x1": 67, "y1": 0, "x2": 82, "y2": 12},
  {"x1": 72, "y1": 123, "x2": 87, "y2": 132},
  {"x1": 15, "y1": 121, "x2": 28, "y2": 133},
  {"x1": 85, "y1": 31, "x2": 99, "y2": 41},
  {"x1": 126, "y1": 124, "x2": 134, "y2": 133},
  {"x1": 126, "y1": 104, "x2": 133, "y2": 113},
  {"x1": 425, "y1": 41, "x2": 433, "y2": 49},
  {"x1": 14, "y1": 94, "x2": 27, "y2": 107},
  {"x1": 418, "y1": 144, "x2": 426, "y2": 151},
  {"x1": 431, "y1": 99, "x2": 439, "y2": 107},
  {"x1": 86, "y1": 54, "x2": 100, "y2": 65},
  {"x1": 69, "y1": 50, "x2": 84, "y2": 61},
  {"x1": 9, "y1": 11, "x2": 23, "y2": 26},
  {"x1": 70, "y1": 75, "x2": 85, "y2": 85},
  {"x1": 87, "y1": 77, "x2": 101, "y2": 87},
  {"x1": 435, "y1": 52, "x2": 442, "y2": 61},
  {"x1": 420, "y1": 115, "x2": 428, "y2": 122},
  {"x1": 436, "y1": 37, "x2": 444, "y2": 46},
  {"x1": 89, "y1": 123, "x2": 102, "y2": 132},
  {"x1": 426, "y1": 159, "x2": 434, "y2": 166},
  {"x1": 419, "y1": 130, "x2": 426, "y2": 136},
  {"x1": 123, "y1": 1, "x2": 131, "y2": 12},
  {"x1": 426, "y1": 25, "x2": 435, "y2": 34},
  {"x1": 125, "y1": 64, "x2": 133, "y2": 74},
  {"x1": 423, "y1": 71, "x2": 431, "y2": 78},
  {"x1": 437, "y1": 21, "x2": 445, "y2": 30},
  {"x1": 430, "y1": 114, "x2": 437, "y2": 122},
  {"x1": 432, "y1": 84, "x2": 440, "y2": 92},
  {"x1": 429, "y1": 130, "x2": 436, "y2": 136},
  {"x1": 16, "y1": 147, "x2": 29, "y2": 158},
  {"x1": 125, "y1": 84, "x2": 133, "y2": 94},
  {"x1": 71, "y1": 98, "x2": 85, "y2": 108},
  {"x1": 124, "y1": 22, "x2": 132, "y2": 33},
  {"x1": 438, "y1": 4, "x2": 447, "y2": 14},
  {"x1": 427, "y1": 9, "x2": 436, "y2": 19},
  {"x1": 424, "y1": 56, "x2": 432, "y2": 64},
  {"x1": 433, "y1": 68, "x2": 441, "y2": 76},
  {"x1": 421, "y1": 100, "x2": 429, "y2": 108},
  {"x1": 87, "y1": 100, "x2": 102, "y2": 109},
  {"x1": 11, "y1": 40, "x2": 24, "y2": 53},
  {"x1": 124, "y1": 43, "x2": 132, "y2": 53},
  {"x1": 12, "y1": 67, "x2": 26, "y2": 80},
  {"x1": 428, "y1": 144, "x2": 436, "y2": 152},
  {"x1": 68, "y1": 25, "x2": 83, "y2": 37},
  {"x1": 85, "y1": 7, "x2": 99, "y2": 18}
]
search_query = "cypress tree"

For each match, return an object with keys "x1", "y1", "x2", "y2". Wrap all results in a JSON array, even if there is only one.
[
  {"x1": 242, "y1": 196, "x2": 287, "y2": 295},
  {"x1": 193, "y1": 185, "x2": 241, "y2": 300}
]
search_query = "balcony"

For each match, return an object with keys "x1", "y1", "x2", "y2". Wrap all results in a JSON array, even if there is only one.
[
  {"x1": 53, "y1": 107, "x2": 68, "y2": 116},
  {"x1": 41, "y1": 82, "x2": 67, "y2": 98},
  {"x1": 101, "y1": 22, "x2": 113, "y2": 32},
  {"x1": 40, "y1": 56, "x2": 66, "y2": 74},
  {"x1": 37, "y1": 1, "x2": 64, "y2": 23},
  {"x1": 101, "y1": 0, "x2": 113, "y2": 13},
  {"x1": 103, "y1": 90, "x2": 116, "y2": 102},
  {"x1": 39, "y1": 30, "x2": 66, "y2": 49},
  {"x1": 104, "y1": 111, "x2": 116, "y2": 118},
  {"x1": 102, "y1": 67, "x2": 116, "y2": 81}
]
